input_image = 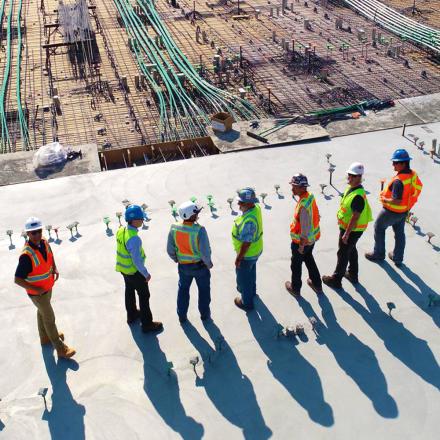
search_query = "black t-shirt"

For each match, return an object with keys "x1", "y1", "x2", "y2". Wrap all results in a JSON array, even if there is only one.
[
  {"x1": 15, "y1": 240, "x2": 49, "y2": 279},
  {"x1": 390, "y1": 168, "x2": 411, "y2": 200},
  {"x1": 346, "y1": 185, "x2": 365, "y2": 213}
]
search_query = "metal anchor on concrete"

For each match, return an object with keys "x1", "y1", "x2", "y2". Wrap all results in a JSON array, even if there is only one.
[
  {"x1": 386, "y1": 302, "x2": 396, "y2": 317},
  {"x1": 116, "y1": 212, "x2": 123, "y2": 226},
  {"x1": 168, "y1": 200, "x2": 178, "y2": 219},
  {"x1": 6, "y1": 230, "x2": 13, "y2": 247}
]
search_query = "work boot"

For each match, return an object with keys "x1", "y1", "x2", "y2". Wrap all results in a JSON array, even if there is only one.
[
  {"x1": 343, "y1": 271, "x2": 359, "y2": 284},
  {"x1": 40, "y1": 332, "x2": 64, "y2": 346},
  {"x1": 141, "y1": 321, "x2": 163, "y2": 333},
  {"x1": 127, "y1": 309, "x2": 141, "y2": 324},
  {"x1": 322, "y1": 275, "x2": 342, "y2": 289},
  {"x1": 365, "y1": 252, "x2": 385, "y2": 262},
  {"x1": 178, "y1": 315, "x2": 188, "y2": 324},
  {"x1": 388, "y1": 252, "x2": 402, "y2": 267},
  {"x1": 307, "y1": 278, "x2": 323, "y2": 294},
  {"x1": 234, "y1": 297, "x2": 253, "y2": 311},
  {"x1": 285, "y1": 281, "x2": 300, "y2": 296},
  {"x1": 57, "y1": 344, "x2": 76, "y2": 359}
]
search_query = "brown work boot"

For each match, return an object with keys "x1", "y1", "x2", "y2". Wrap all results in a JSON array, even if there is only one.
[
  {"x1": 57, "y1": 344, "x2": 76, "y2": 359},
  {"x1": 285, "y1": 281, "x2": 300, "y2": 297},
  {"x1": 40, "y1": 332, "x2": 64, "y2": 346},
  {"x1": 365, "y1": 252, "x2": 385, "y2": 262},
  {"x1": 234, "y1": 297, "x2": 254, "y2": 311},
  {"x1": 307, "y1": 279, "x2": 323, "y2": 294},
  {"x1": 322, "y1": 275, "x2": 342, "y2": 289},
  {"x1": 343, "y1": 271, "x2": 359, "y2": 284},
  {"x1": 142, "y1": 321, "x2": 163, "y2": 333}
]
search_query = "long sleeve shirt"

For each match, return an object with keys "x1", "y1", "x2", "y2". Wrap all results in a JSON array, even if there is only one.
[
  {"x1": 125, "y1": 225, "x2": 150, "y2": 279},
  {"x1": 167, "y1": 224, "x2": 213, "y2": 267},
  {"x1": 298, "y1": 206, "x2": 311, "y2": 240}
]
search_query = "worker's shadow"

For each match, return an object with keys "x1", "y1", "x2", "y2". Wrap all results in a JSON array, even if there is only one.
[
  {"x1": 41, "y1": 348, "x2": 86, "y2": 440},
  {"x1": 298, "y1": 295, "x2": 398, "y2": 418},
  {"x1": 382, "y1": 262, "x2": 439, "y2": 327},
  {"x1": 130, "y1": 327, "x2": 204, "y2": 440},
  {"x1": 247, "y1": 297, "x2": 334, "y2": 427},
  {"x1": 338, "y1": 283, "x2": 440, "y2": 391},
  {"x1": 182, "y1": 321, "x2": 272, "y2": 440}
]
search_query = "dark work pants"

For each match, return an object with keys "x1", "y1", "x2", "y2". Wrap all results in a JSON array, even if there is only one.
[
  {"x1": 333, "y1": 229, "x2": 363, "y2": 281},
  {"x1": 122, "y1": 272, "x2": 153, "y2": 326},
  {"x1": 291, "y1": 241, "x2": 322, "y2": 292}
]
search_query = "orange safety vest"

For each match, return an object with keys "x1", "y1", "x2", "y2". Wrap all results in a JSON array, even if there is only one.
[
  {"x1": 381, "y1": 170, "x2": 423, "y2": 213},
  {"x1": 170, "y1": 222, "x2": 202, "y2": 264},
  {"x1": 21, "y1": 240, "x2": 55, "y2": 295},
  {"x1": 290, "y1": 192, "x2": 321, "y2": 244}
]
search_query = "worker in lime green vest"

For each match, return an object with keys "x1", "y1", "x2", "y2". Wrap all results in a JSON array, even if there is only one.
[
  {"x1": 232, "y1": 188, "x2": 263, "y2": 310},
  {"x1": 322, "y1": 163, "x2": 373, "y2": 288},
  {"x1": 115, "y1": 205, "x2": 163, "y2": 332}
]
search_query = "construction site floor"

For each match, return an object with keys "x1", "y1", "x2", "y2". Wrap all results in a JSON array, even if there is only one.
[{"x1": 0, "y1": 122, "x2": 439, "y2": 439}]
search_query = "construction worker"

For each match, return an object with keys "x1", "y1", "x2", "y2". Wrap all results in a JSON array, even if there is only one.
[
  {"x1": 322, "y1": 163, "x2": 373, "y2": 288},
  {"x1": 115, "y1": 205, "x2": 163, "y2": 332},
  {"x1": 285, "y1": 174, "x2": 323, "y2": 296},
  {"x1": 365, "y1": 149, "x2": 423, "y2": 267},
  {"x1": 167, "y1": 201, "x2": 213, "y2": 323},
  {"x1": 232, "y1": 188, "x2": 263, "y2": 311},
  {"x1": 14, "y1": 217, "x2": 75, "y2": 359}
]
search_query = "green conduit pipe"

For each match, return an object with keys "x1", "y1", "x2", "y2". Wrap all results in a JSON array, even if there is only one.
[
  {"x1": 16, "y1": 0, "x2": 29, "y2": 149},
  {"x1": 343, "y1": 0, "x2": 439, "y2": 55},
  {"x1": 0, "y1": 0, "x2": 13, "y2": 153}
]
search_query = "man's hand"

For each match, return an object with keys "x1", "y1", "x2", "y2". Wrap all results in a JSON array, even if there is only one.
[
  {"x1": 145, "y1": 274, "x2": 151, "y2": 283},
  {"x1": 235, "y1": 257, "x2": 242, "y2": 268},
  {"x1": 342, "y1": 232, "x2": 350, "y2": 244},
  {"x1": 298, "y1": 245, "x2": 305, "y2": 255},
  {"x1": 53, "y1": 268, "x2": 59, "y2": 282},
  {"x1": 208, "y1": 262, "x2": 214, "y2": 269}
]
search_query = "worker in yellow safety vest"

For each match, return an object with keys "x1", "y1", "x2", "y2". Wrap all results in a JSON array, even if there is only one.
[
  {"x1": 322, "y1": 162, "x2": 373, "y2": 288},
  {"x1": 232, "y1": 188, "x2": 263, "y2": 311},
  {"x1": 116, "y1": 205, "x2": 163, "y2": 332},
  {"x1": 167, "y1": 201, "x2": 213, "y2": 323},
  {"x1": 365, "y1": 149, "x2": 422, "y2": 267},
  {"x1": 285, "y1": 174, "x2": 323, "y2": 296}
]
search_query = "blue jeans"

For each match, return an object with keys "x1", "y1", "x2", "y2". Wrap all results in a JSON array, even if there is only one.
[
  {"x1": 373, "y1": 208, "x2": 407, "y2": 263},
  {"x1": 177, "y1": 263, "x2": 211, "y2": 318},
  {"x1": 236, "y1": 259, "x2": 257, "y2": 308}
]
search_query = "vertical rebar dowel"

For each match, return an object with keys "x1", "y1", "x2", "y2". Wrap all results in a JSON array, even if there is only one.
[{"x1": 402, "y1": 123, "x2": 406, "y2": 137}]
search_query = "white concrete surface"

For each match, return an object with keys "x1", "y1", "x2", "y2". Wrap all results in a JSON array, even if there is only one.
[{"x1": 0, "y1": 123, "x2": 439, "y2": 439}]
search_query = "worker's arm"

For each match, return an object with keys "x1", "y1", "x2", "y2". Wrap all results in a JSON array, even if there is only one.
[
  {"x1": 298, "y1": 206, "x2": 311, "y2": 254},
  {"x1": 198, "y1": 227, "x2": 213, "y2": 269},
  {"x1": 14, "y1": 277, "x2": 46, "y2": 295},
  {"x1": 126, "y1": 236, "x2": 151, "y2": 282},
  {"x1": 49, "y1": 245, "x2": 59, "y2": 282},
  {"x1": 381, "y1": 180, "x2": 403, "y2": 205},
  {"x1": 342, "y1": 212, "x2": 361, "y2": 244},
  {"x1": 166, "y1": 229, "x2": 178, "y2": 263},
  {"x1": 236, "y1": 242, "x2": 251, "y2": 268}
]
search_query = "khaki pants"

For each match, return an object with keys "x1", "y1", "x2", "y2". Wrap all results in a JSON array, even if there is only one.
[{"x1": 29, "y1": 290, "x2": 63, "y2": 350}]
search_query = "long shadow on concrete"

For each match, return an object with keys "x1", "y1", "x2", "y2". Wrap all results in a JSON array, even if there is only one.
[
  {"x1": 247, "y1": 297, "x2": 334, "y2": 427},
  {"x1": 42, "y1": 348, "x2": 85, "y2": 440},
  {"x1": 298, "y1": 295, "x2": 398, "y2": 418},
  {"x1": 130, "y1": 327, "x2": 204, "y2": 440},
  {"x1": 182, "y1": 321, "x2": 272, "y2": 440},
  {"x1": 338, "y1": 284, "x2": 440, "y2": 391},
  {"x1": 382, "y1": 262, "x2": 439, "y2": 327}
]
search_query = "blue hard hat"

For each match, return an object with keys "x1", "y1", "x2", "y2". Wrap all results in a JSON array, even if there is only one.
[
  {"x1": 289, "y1": 173, "x2": 309, "y2": 187},
  {"x1": 391, "y1": 149, "x2": 412, "y2": 162},
  {"x1": 125, "y1": 204, "x2": 145, "y2": 222},
  {"x1": 237, "y1": 187, "x2": 259, "y2": 204}
]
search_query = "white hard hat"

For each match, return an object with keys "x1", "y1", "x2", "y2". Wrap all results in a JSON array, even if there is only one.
[
  {"x1": 346, "y1": 162, "x2": 364, "y2": 176},
  {"x1": 178, "y1": 201, "x2": 202, "y2": 220},
  {"x1": 25, "y1": 216, "x2": 43, "y2": 232}
]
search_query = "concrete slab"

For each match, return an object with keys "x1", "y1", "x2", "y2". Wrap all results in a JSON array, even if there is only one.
[
  {"x1": 399, "y1": 93, "x2": 440, "y2": 124},
  {"x1": 0, "y1": 124, "x2": 439, "y2": 439},
  {"x1": 209, "y1": 119, "x2": 329, "y2": 152},
  {"x1": 0, "y1": 144, "x2": 101, "y2": 187}
]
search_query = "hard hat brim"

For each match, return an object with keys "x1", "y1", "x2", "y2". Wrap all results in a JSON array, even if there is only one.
[
  {"x1": 25, "y1": 224, "x2": 43, "y2": 232},
  {"x1": 236, "y1": 196, "x2": 259, "y2": 204}
]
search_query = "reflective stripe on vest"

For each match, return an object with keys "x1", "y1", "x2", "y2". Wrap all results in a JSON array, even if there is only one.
[
  {"x1": 21, "y1": 240, "x2": 55, "y2": 295},
  {"x1": 231, "y1": 204, "x2": 263, "y2": 258},
  {"x1": 381, "y1": 171, "x2": 423, "y2": 213},
  {"x1": 115, "y1": 227, "x2": 146, "y2": 275},
  {"x1": 290, "y1": 192, "x2": 321, "y2": 244},
  {"x1": 337, "y1": 187, "x2": 373, "y2": 231},
  {"x1": 170, "y1": 223, "x2": 202, "y2": 264}
]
